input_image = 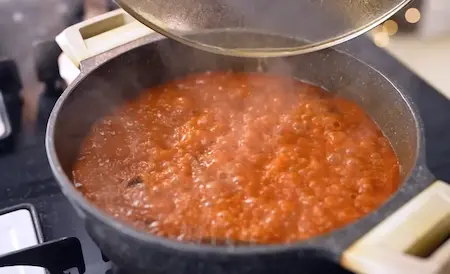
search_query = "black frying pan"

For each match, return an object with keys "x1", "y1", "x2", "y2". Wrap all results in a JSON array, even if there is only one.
[{"x1": 46, "y1": 9, "x2": 450, "y2": 274}]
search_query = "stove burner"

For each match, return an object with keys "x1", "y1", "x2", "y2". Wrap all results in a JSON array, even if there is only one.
[
  {"x1": 0, "y1": 205, "x2": 85, "y2": 274},
  {"x1": 0, "y1": 204, "x2": 43, "y2": 274},
  {"x1": 0, "y1": 238, "x2": 86, "y2": 274}
]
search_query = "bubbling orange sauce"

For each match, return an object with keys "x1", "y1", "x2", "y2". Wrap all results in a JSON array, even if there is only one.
[{"x1": 72, "y1": 72, "x2": 400, "y2": 244}]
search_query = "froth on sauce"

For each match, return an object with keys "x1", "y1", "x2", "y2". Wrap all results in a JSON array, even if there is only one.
[{"x1": 72, "y1": 71, "x2": 400, "y2": 244}]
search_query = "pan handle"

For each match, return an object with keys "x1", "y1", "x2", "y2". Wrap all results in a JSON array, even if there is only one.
[
  {"x1": 342, "y1": 181, "x2": 450, "y2": 274},
  {"x1": 56, "y1": 9, "x2": 154, "y2": 68}
]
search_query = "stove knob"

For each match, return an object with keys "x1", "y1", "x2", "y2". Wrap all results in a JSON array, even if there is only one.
[
  {"x1": 0, "y1": 59, "x2": 22, "y2": 95},
  {"x1": 0, "y1": 59, "x2": 23, "y2": 153},
  {"x1": 33, "y1": 40, "x2": 67, "y2": 97}
]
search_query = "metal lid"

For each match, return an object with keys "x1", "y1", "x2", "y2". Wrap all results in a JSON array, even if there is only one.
[{"x1": 116, "y1": 0, "x2": 412, "y2": 57}]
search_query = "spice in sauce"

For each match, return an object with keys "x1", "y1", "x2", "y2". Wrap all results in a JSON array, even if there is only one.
[{"x1": 72, "y1": 72, "x2": 400, "y2": 244}]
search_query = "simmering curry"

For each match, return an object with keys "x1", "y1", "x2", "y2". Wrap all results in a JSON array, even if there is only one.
[{"x1": 72, "y1": 72, "x2": 400, "y2": 244}]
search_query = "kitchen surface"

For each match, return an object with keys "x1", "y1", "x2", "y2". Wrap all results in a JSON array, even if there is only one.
[
  {"x1": 0, "y1": 0, "x2": 449, "y2": 273},
  {"x1": 387, "y1": 36, "x2": 450, "y2": 99},
  {"x1": 384, "y1": 0, "x2": 450, "y2": 99}
]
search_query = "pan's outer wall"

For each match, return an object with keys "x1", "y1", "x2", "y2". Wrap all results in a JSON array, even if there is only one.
[{"x1": 46, "y1": 34, "x2": 432, "y2": 274}]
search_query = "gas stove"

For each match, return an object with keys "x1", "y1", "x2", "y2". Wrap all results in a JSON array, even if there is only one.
[{"x1": 1, "y1": 28, "x2": 450, "y2": 273}]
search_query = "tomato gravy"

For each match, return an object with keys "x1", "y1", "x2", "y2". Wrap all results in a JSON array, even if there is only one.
[{"x1": 72, "y1": 72, "x2": 400, "y2": 244}]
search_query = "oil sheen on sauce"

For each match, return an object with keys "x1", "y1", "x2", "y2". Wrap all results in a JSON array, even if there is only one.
[{"x1": 72, "y1": 72, "x2": 400, "y2": 244}]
